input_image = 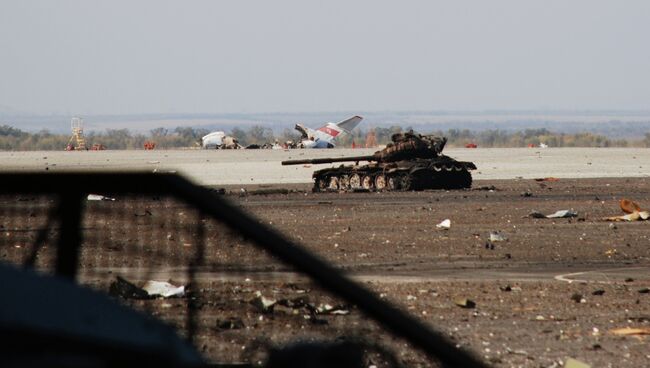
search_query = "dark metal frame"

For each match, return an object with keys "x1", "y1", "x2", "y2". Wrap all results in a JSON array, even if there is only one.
[{"x1": 0, "y1": 172, "x2": 488, "y2": 368}]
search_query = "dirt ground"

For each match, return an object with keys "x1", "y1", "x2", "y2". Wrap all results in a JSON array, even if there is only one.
[
  {"x1": 2, "y1": 177, "x2": 650, "y2": 367},
  {"x1": 227, "y1": 178, "x2": 650, "y2": 367}
]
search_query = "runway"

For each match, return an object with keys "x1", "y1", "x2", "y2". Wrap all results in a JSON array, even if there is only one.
[{"x1": 0, "y1": 147, "x2": 649, "y2": 185}]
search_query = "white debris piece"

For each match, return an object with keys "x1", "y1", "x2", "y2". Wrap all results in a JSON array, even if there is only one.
[
  {"x1": 545, "y1": 210, "x2": 578, "y2": 218},
  {"x1": 251, "y1": 291, "x2": 277, "y2": 312},
  {"x1": 87, "y1": 194, "x2": 116, "y2": 201},
  {"x1": 436, "y1": 219, "x2": 451, "y2": 230},
  {"x1": 489, "y1": 232, "x2": 507, "y2": 242},
  {"x1": 141, "y1": 280, "x2": 185, "y2": 298}
]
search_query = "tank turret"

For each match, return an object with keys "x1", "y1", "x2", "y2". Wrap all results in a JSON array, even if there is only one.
[
  {"x1": 282, "y1": 132, "x2": 447, "y2": 166},
  {"x1": 283, "y1": 131, "x2": 477, "y2": 192}
]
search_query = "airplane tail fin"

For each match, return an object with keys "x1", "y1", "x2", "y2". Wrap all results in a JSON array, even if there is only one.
[
  {"x1": 316, "y1": 116, "x2": 363, "y2": 139},
  {"x1": 336, "y1": 115, "x2": 363, "y2": 132}
]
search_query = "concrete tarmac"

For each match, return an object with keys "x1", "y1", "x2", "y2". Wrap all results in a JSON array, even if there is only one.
[{"x1": 0, "y1": 147, "x2": 648, "y2": 185}]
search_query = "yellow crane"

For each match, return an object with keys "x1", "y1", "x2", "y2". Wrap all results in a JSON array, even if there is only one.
[{"x1": 66, "y1": 117, "x2": 87, "y2": 150}]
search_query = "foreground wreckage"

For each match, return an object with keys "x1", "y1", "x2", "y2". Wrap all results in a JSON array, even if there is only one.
[{"x1": 282, "y1": 131, "x2": 477, "y2": 192}]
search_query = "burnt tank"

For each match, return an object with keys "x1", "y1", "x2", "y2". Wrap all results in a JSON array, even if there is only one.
[{"x1": 282, "y1": 131, "x2": 477, "y2": 192}]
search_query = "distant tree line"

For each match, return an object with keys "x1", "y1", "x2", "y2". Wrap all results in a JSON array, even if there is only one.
[{"x1": 0, "y1": 124, "x2": 641, "y2": 151}]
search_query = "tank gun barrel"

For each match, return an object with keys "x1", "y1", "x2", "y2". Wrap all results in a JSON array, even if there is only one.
[{"x1": 281, "y1": 155, "x2": 376, "y2": 166}]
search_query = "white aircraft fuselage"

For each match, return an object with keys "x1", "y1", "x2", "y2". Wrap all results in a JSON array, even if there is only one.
[{"x1": 295, "y1": 116, "x2": 363, "y2": 148}]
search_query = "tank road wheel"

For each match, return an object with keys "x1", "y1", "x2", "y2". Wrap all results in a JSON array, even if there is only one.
[
  {"x1": 374, "y1": 174, "x2": 387, "y2": 191},
  {"x1": 387, "y1": 175, "x2": 400, "y2": 191},
  {"x1": 449, "y1": 170, "x2": 473, "y2": 189},
  {"x1": 433, "y1": 165, "x2": 442, "y2": 172},
  {"x1": 349, "y1": 173, "x2": 362, "y2": 189},
  {"x1": 400, "y1": 175, "x2": 413, "y2": 191},
  {"x1": 339, "y1": 175, "x2": 350, "y2": 190},
  {"x1": 328, "y1": 176, "x2": 340, "y2": 190},
  {"x1": 313, "y1": 177, "x2": 328, "y2": 192},
  {"x1": 361, "y1": 175, "x2": 374, "y2": 190}
]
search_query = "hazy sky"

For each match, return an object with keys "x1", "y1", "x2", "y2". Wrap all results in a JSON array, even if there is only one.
[{"x1": 1, "y1": 1, "x2": 649, "y2": 115}]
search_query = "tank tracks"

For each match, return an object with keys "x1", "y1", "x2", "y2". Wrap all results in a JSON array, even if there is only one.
[{"x1": 313, "y1": 162, "x2": 473, "y2": 192}]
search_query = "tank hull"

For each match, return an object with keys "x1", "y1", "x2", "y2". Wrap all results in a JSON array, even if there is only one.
[{"x1": 311, "y1": 156, "x2": 476, "y2": 192}]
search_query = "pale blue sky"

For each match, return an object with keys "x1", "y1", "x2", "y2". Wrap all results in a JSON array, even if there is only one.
[{"x1": 1, "y1": 1, "x2": 649, "y2": 115}]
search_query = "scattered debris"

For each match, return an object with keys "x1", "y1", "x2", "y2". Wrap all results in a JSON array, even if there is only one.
[
  {"x1": 527, "y1": 211, "x2": 546, "y2": 219},
  {"x1": 108, "y1": 276, "x2": 151, "y2": 299},
  {"x1": 217, "y1": 317, "x2": 245, "y2": 330},
  {"x1": 87, "y1": 194, "x2": 116, "y2": 201},
  {"x1": 546, "y1": 210, "x2": 578, "y2": 218},
  {"x1": 609, "y1": 327, "x2": 650, "y2": 336},
  {"x1": 277, "y1": 295, "x2": 310, "y2": 309},
  {"x1": 436, "y1": 219, "x2": 451, "y2": 230},
  {"x1": 591, "y1": 289, "x2": 605, "y2": 296},
  {"x1": 620, "y1": 199, "x2": 641, "y2": 213},
  {"x1": 489, "y1": 231, "x2": 507, "y2": 242},
  {"x1": 638, "y1": 288, "x2": 650, "y2": 294},
  {"x1": 505, "y1": 347, "x2": 529, "y2": 356},
  {"x1": 521, "y1": 191, "x2": 533, "y2": 197},
  {"x1": 534, "y1": 177, "x2": 559, "y2": 182},
  {"x1": 475, "y1": 185, "x2": 497, "y2": 191},
  {"x1": 250, "y1": 291, "x2": 277, "y2": 312},
  {"x1": 527, "y1": 209, "x2": 578, "y2": 219},
  {"x1": 209, "y1": 188, "x2": 227, "y2": 195},
  {"x1": 499, "y1": 285, "x2": 522, "y2": 292},
  {"x1": 109, "y1": 276, "x2": 152, "y2": 300},
  {"x1": 605, "y1": 199, "x2": 650, "y2": 222},
  {"x1": 109, "y1": 277, "x2": 185, "y2": 299},
  {"x1": 141, "y1": 280, "x2": 185, "y2": 298},
  {"x1": 570, "y1": 293, "x2": 586, "y2": 303},
  {"x1": 248, "y1": 188, "x2": 290, "y2": 196},
  {"x1": 454, "y1": 298, "x2": 476, "y2": 309},
  {"x1": 565, "y1": 358, "x2": 590, "y2": 368},
  {"x1": 315, "y1": 303, "x2": 350, "y2": 315}
]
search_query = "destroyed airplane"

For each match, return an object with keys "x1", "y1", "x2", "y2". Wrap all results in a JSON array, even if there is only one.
[
  {"x1": 294, "y1": 116, "x2": 363, "y2": 148},
  {"x1": 200, "y1": 131, "x2": 242, "y2": 149}
]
